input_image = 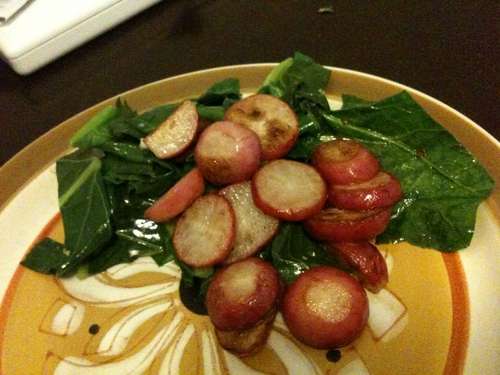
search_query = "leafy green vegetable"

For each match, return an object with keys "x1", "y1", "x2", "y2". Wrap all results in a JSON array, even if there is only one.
[
  {"x1": 196, "y1": 104, "x2": 225, "y2": 121},
  {"x1": 70, "y1": 106, "x2": 118, "y2": 148},
  {"x1": 21, "y1": 53, "x2": 495, "y2": 284},
  {"x1": 260, "y1": 51, "x2": 330, "y2": 111},
  {"x1": 100, "y1": 142, "x2": 157, "y2": 163},
  {"x1": 71, "y1": 100, "x2": 135, "y2": 148},
  {"x1": 196, "y1": 78, "x2": 241, "y2": 121},
  {"x1": 260, "y1": 223, "x2": 344, "y2": 283},
  {"x1": 260, "y1": 52, "x2": 333, "y2": 161},
  {"x1": 324, "y1": 92, "x2": 494, "y2": 251},
  {"x1": 56, "y1": 150, "x2": 113, "y2": 275},
  {"x1": 341, "y1": 94, "x2": 373, "y2": 109},
  {"x1": 87, "y1": 219, "x2": 173, "y2": 274},
  {"x1": 197, "y1": 78, "x2": 241, "y2": 106},
  {"x1": 21, "y1": 238, "x2": 70, "y2": 275},
  {"x1": 109, "y1": 103, "x2": 177, "y2": 140}
]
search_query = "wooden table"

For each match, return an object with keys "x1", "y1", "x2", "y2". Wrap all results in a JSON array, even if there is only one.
[{"x1": 0, "y1": 0, "x2": 498, "y2": 165}]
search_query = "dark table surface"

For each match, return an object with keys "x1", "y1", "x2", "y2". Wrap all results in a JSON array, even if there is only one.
[{"x1": 0, "y1": 0, "x2": 498, "y2": 166}]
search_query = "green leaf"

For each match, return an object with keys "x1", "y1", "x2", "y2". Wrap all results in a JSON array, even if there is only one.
[
  {"x1": 56, "y1": 150, "x2": 113, "y2": 275},
  {"x1": 196, "y1": 104, "x2": 226, "y2": 121},
  {"x1": 197, "y1": 78, "x2": 241, "y2": 106},
  {"x1": 71, "y1": 100, "x2": 136, "y2": 148},
  {"x1": 324, "y1": 91, "x2": 494, "y2": 251},
  {"x1": 21, "y1": 238, "x2": 71, "y2": 275},
  {"x1": 341, "y1": 94, "x2": 373, "y2": 109},
  {"x1": 87, "y1": 219, "x2": 173, "y2": 274},
  {"x1": 261, "y1": 223, "x2": 344, "y2": 283},
  {"x1": 100, "y1": 142, "x2": 157, "y2": 163},
  {"x1": 260, "y1": 52, "x2": 332, "y2": 162},
  {"x1": 70, "y1": 106, "x2": 118, "y2": 148},
  {"x1": 109, "y1": 103, "x2": 177, "y2": 139},
  {"x1": 260, "y1": 52, "x2": 330, "y2": 110}
]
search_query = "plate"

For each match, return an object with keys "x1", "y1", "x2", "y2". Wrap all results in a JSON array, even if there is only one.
[{"x1": 0, "y1": 64, "x2": 499, "y2": 375}]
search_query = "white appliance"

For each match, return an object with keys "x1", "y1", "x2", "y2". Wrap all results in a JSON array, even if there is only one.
[{"x1": 0, "y1": 0, "x2": 163, "y2": 75}]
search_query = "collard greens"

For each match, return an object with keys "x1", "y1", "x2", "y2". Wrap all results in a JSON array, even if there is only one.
[{"x1": 22, "y1": 53, "x2": 494, "y2": 281}]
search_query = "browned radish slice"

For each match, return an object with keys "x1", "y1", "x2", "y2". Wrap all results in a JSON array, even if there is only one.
[
  {"x1": 219, "y1": 182, "x2": 279, "y2": 263},
  {"x1": 144, "y1": 168, "x2": 205, "y2": 222},
  {"x1": 194, "y1": 121, "x2": 261, "y2": 185},
  {"x1": 173, "y1": 194, "x2": 235, "y2": 267},
  {"x1": 252, "y1": 159, "x2": 327, "y2": 221},
  {"x1": 282, "y1": 266, "x2": 368, "y2": 349},
  {"x1": 224, "y1": 94, "x2": 299, "y2": 160},
  {"x1": 144, "y1": 101, "x2": 199, "y2": 159},
  {"x1": 304, "y1": 207, "x2": 392, "y2": 242},
  {"x1": 214, "y1": 307, "x2": 277, "y2": 357},
  {"x1": 328, "y1": 171, "x2": 403, "y2": 210},
  {"x1": 312, "y1": 140, "x2": 380, "y2": 184},
  {"x1": 206, "y1": 258, "x2": 281, "y2": 331},
  {"x1": 327, "y1": 242, "x2": 388, "y2": 292}
]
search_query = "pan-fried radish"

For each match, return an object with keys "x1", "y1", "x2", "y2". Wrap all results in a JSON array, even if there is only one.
[
  {"x1": 214, "y1": 307, "x2": 277, "y2": 357},
  {"x1": 219, "y1": 182, "x2": 279, "y2": 263},
  {"x1": 195, "y1": 121, "x2": 261, "y2": 185},
  {"x1": 225, "y1": 94, "x2": 299, "y2": 160},
  {"x1": 252, "y1": 159, "x2": 327, "y2": 221},
  {"x1": 144, "y1": 168, "x2": 205, "y2": 222},
  {"x1": 327, "y1": 242, "x2": 388, "y2": 292},
  {"x1": 144, "y1": 100, "x2": 199, "y2": 159},
  {"x1": 328, "y1": 171, "x2": 403, "y2": 210},
  {"x1": 282, "y1": 266, "x2": 368, "y2": 349},
  {"x1": 173, "y1": 194, "x2": 235, "y2": 267},
  {"x1": 304, "y1": 207, "x2": 392, "y2": 242},
  {"x1": 206, "y1": 258, "x2": 280, "y2": 331},
  {"x1": 312, "y1": 140, "x2": 379, "y2": 185}
]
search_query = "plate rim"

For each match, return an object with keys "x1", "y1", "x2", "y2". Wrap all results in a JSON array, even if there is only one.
[
  {"x1": 0, "y1": 63, "x2": 499, "y2": 374},
  {"x1": 1, "y1": 63, "x2": 498, "y2": 215}
]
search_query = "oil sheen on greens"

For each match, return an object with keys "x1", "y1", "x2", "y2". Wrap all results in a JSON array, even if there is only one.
[
  {"x1": 22, "y1": 52, "x2": 493, "y2": 283},
  {"x1": 22, "y1": 79, "x2": 240, "y2": 277}
]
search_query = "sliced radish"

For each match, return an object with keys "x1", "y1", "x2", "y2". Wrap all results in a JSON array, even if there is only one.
[
  {"x1": 224, "y1": 94, "x2": 299, "y2": 160},
  {"x1": 327, "y1": 242, "x2": 388, "y2": 293},
  {"x1": 312, "y1": 140, "x2": 380, "y2": 185},
  {"x1": 206, "y1": 258, "x2": 280, "y2": 331},
  {"x1": 144, "y1": 100, "x2": 199, "y2": 159},
  {"x1": 214, "y1": 307, "x2": 277, "y2": 357},
  {"x1": 194, "y1": 121, "x2": 261, "y2": 185},
  {"x1": 219, "y1": 182, "x2": 279, "y2": 263},
  {"x1": 144, "y1": 168, "x2": 205, "y2": 222},
  {"x1": 329, "y1": 171, "x2": 402, "y2": 210},
  {"x1": 304, "y1": 207, "x2": 392, "y2": 242},
  {"x1": 173, "y1": 194, "x2": 235, "y2": 267},
  {"x1": 252, "y1": 159, "x2": 327, "y2": 221},
  {"x1": 282, "y1": 266, "x2": 368, "y2": 349}
]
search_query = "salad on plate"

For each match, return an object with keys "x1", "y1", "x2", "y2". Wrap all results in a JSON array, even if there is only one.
[{"x1": 17, "y1": 52, "x2": 494, "y2": 373}]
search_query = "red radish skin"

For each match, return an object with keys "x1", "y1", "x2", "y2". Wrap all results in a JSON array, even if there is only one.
[
  {"x1": 312, "y1": 140, "x2": 380, "y2": 185},
  {"x1": 304, "y1": 207, "x2": 392, "y2": 242},
  {"x1": 252, "y1": 159, "x2": 327, "y2": 221},
  {"x1": 144, "y1": 101, "x2": 199, "y2": 159},
  {"x1": 214, "y1": 307, "x2": 277, "y2": 356},
  {"x1": 219, "y1": 182, "x2": 279, "y2": 263},
  {"x1": 206, "y1": 258, "x2": 281, "y2": 331},
  {"x1": 327, "y1": 242, "x2": 388, "y2": 292},
  {"x1": 173, "y1": 194, "x2": 235, "y2": 267},
  {"x1": 328, "y1": 171, "x2": 403, "y2": 210},
  {"x1": 144, "y1": 168, "x2": 205, "y2": 222},
  {"x1": 282, "y1": 266, "x2": 369, "y2": 349},
  {"x1": 195, "y1": 121, "x2": 261, "y2": 185},
  {"x1": 225, "y1": 94, "x2": 299, "y2": 160}
]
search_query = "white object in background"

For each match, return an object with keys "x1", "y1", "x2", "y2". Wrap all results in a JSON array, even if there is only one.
[
  {"x1": 0, "y1": 0, "x2": 163, "y2": 75},
  {"x1": 0, "y1": 0, "x2": 30, "y2": 23}
]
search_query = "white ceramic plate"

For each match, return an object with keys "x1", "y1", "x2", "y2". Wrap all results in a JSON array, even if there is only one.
[{"x1": 0, "y1": 64, "x2": 498, "y2": 374}]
